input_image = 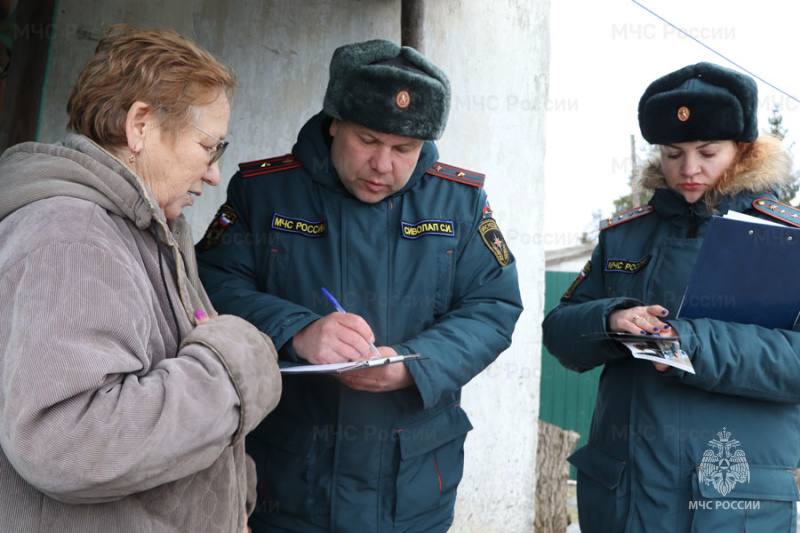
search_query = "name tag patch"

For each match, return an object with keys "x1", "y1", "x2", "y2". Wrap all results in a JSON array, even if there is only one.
[
  {"x1": 401, "y1": 219, "x2": 455, "y2": 239},
  {"x1": 271, "y1": 213, "x2": 327, "y2": 237},
  {"x1": 605, "y1": 255, "x2": 651, "y2": 273}
]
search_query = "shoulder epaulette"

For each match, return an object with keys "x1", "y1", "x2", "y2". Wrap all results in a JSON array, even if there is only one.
[
  {"x1": 238, "y1": 154, "x2": 302, "y2": 178},
  {"x1": 752, "y1": 198, "x2": 800, "y2": 227},
  {"x1": 599, "y1": 204, "x2": 654, "y2": 231},
  {"x1": 426, "y1": 161, "x2": 485, "y2": 188}
]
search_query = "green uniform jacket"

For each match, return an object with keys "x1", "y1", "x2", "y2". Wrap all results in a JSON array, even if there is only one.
[
  {"x1": 543, "y1": 151, "x2": 800, "y2": 532},
  {"x1": 197, "y1": 112, "x2": 522, "y2": 532}
]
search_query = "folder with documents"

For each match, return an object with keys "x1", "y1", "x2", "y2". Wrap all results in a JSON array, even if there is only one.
[{"x1": 677, "y1": 214, "x2": 800, "y2": 329}]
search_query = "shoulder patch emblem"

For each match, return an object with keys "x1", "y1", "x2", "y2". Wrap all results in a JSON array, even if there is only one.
[
  {"x1": 271, "y1": 213, "x2": 327, "y2": 237},
  {"x1": 478, "y1": 218, "x2": 511, "y2": 267},
  {"x1": 401, "y1": 219, "x2": 455, "y2": 239},
  {"x1": 196, "y1": 203, "x2": 238, "y2": 252},
  {"x1": 239, "y1": 154, "x2": 302, "y2": 178},
  {"x1": 482, "y1": 199, "x2": 493, "y2": 219},
  {"x1": 599, "y1": 204, "x2": 654, "y2": 231},
  {"x1": 752, "y1": 198, "x2": 800, "y2": 227},
  {"x1": 427, "y1": 161, "x2": 485, "y2": 188},
  {"x1": 562, "y1": 261, "x2": 591, "y2": 300}
]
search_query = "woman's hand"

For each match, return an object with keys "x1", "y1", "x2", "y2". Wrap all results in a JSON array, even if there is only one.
[
  {"x1": 194, "y1": 309, "x2": 211, "y2": 326},
  {"x1": 608, "y1": 304, "x2": 676, "y2": 372},
  {"x1": 608, "y1": 304, "x2": 674, "y2": 336},
  {"x1": 194, "y1": 309, "x2": 216, "y2": 325}
]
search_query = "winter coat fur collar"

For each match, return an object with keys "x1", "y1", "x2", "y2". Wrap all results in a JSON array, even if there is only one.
[{"x1": 637, "y1": 134, "x2": 793, "y2": 200}]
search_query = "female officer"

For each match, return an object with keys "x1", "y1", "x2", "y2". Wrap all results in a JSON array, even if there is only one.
[{"x1": 543, "y1": 62, "x2": 800, "y2": 532}]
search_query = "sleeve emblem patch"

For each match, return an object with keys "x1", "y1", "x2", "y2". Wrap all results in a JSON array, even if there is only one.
[
  {"x1": 196, "y1": 203, "x2": 238, "y2": 252},
  {"x1": 478, "y1": 218, "x2": 511, "y2": 267},
  {"x1": 562, "y1": 260, "x2": 591, "y2": 300}
]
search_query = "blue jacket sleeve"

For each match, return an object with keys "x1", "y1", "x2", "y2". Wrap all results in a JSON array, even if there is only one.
[
  {"x1": 197, "y1": 173, "x2": 319, "y2": 356},
  {"x1": 667, "y1": 318, "x2": 800, "y2": 403},
  {"x1": 542, "y1": 237, "x2": 641, "y2": 373},
  {"x1": 396, "y1": 192, "x2": 523, "y2": 410}
]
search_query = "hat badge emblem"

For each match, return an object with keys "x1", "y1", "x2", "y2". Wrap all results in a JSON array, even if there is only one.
[
  {"x1": 677, "y1": 106, "x2": 690, "y2": 122},
  {"x1": 396, "y1": 90, "x2": 411, "y2": 109}
]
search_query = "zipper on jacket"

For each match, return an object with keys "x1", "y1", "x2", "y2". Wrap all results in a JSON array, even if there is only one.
[{"x1": 687, "y1": 204, "x2": 700, "y2": 239}]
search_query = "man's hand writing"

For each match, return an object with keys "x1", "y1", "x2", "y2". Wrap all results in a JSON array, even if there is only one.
[{"x1": 293, "y1": 312, "x2": 377, "y2": 365}]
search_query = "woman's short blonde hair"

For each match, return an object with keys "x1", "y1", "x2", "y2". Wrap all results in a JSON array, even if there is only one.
[{"x1": 67, "y1": 25, "x2": 235, "y2": 148}]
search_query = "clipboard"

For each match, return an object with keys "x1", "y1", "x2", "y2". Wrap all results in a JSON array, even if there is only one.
[
  {"x1": 676, "y1": 215, "x2": 800, "y2": 329},
  {"x1": 280, "y1": 354, "x2": 425, "y2": 375}
]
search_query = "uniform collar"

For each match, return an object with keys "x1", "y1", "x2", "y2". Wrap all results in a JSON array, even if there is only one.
[{"x1": 651, "y1": 187, "x2": 773, "y2": 224}]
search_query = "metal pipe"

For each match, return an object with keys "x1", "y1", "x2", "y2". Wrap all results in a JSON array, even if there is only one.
[{"x1": 401, "y1": 0, "x2": 425, "y2": 52}]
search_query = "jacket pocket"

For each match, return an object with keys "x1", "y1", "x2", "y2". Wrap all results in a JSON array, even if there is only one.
[
  {"x1": 247, "y1": 415, "x2": 320, "y2": 517},
  {"x1": 690, "y1": 465, "x2": 799, "y2": 532},
  {"x1": 394, "y1": 404, "x2": 473, "y2": 523},
  {"x1": 568, "y1": 444, "x2": 628, "y2": 532}
]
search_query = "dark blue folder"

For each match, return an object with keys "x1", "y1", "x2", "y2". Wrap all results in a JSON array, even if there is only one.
[{"x1": 677, "y1": 216, "x2": 800, "y2": 329}]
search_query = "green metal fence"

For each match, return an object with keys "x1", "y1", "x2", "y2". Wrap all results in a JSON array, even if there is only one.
[{"x1": 539, "y1": 271, "x2": 602, "y2": 479}]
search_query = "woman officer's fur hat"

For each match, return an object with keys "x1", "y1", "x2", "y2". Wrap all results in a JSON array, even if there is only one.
[
  {"x1": 322, "y1": 39, "x2": 450, "y2": 141},
  {"x1": 638, "y1": 62, "x2": 758, "y2": 144}
]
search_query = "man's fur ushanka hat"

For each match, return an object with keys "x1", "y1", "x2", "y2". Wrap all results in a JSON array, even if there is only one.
[
  {"x1": 322, "y1": 39, "x2": 450, "y2": 141},
  {"x1": 638, "y1": 62, "x2": 758, "y2": 145}
]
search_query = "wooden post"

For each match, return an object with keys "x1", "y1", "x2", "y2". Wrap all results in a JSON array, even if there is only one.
[
  {"x1": 535, "y1": 419, "x2": 580, "y2": 532},
  {"x1": 401, "y1": 0, "x2": 425, "y2": 52}
]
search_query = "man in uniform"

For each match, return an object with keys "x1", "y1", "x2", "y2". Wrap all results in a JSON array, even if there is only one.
[{"x1": 196, "y1": 39, "x2": 522, "y2": 533}]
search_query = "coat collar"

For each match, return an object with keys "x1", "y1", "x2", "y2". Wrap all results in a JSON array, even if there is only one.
[
  {"x1": 638, "y1": 134, "x2": 792, "y2": 200},
  {"x1": 0, "y1": 133, "x2": 160, "y2": 229},
  {"x1": 0, "y1": 134, "x2": 210, "y2": 320}
]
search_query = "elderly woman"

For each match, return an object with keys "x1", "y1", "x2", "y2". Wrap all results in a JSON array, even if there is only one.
[
  {"x1": 544, "y1": 62, "x2": 800, "y2": 532},
  {"x1": 0, "y1": 26, "x2": 281, "y2": 532}
]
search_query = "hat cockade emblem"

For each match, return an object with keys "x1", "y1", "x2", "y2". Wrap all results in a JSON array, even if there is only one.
[
  {"x1": 677, "y1": 106, "x2": 690, "y2": 122},
  {"x1": 396, "y1": 90, "x2": 411, "y2": 109}
]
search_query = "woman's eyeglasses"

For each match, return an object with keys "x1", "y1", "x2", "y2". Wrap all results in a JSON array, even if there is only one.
[{"x1": 187, "y1": 122, "x2": 229, "y2": 165}]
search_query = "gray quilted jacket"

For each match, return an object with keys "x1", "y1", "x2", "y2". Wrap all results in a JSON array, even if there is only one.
[{"x1": 0, "y1": 134, "x2": 281, "y2": 532}]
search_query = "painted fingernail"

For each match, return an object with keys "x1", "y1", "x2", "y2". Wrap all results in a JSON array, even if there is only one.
[
  {"x1": 641, "y1": 330, "x2": 647, "y2": 335},
  {"x1": 195, "y1": 309, "x2": 208, "y2": 321},
  {"x1": 661, "y1": 310, "x2": 668, "y2": 315},
  {"x1": 653, "y1": 333, "x2": 661, "y2": 337},
  {"x1": 663, "y1": 324, "x2": 671, "y2": 329},
  {"x1": 653, "y1": 327, "x2": 660, "y2": 332}
]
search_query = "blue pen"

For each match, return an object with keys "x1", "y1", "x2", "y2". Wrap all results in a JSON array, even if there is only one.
[{"x1": 321, "y1": 287, "x2": 382, "y2": 358}]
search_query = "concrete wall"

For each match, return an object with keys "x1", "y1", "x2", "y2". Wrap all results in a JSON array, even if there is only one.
[
  {"x1": 423, "y1": 2, "x2": 549, "y2": 531},
  {"x1": 37, "y1": 1, "x2": 549, "y2": 530}
]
